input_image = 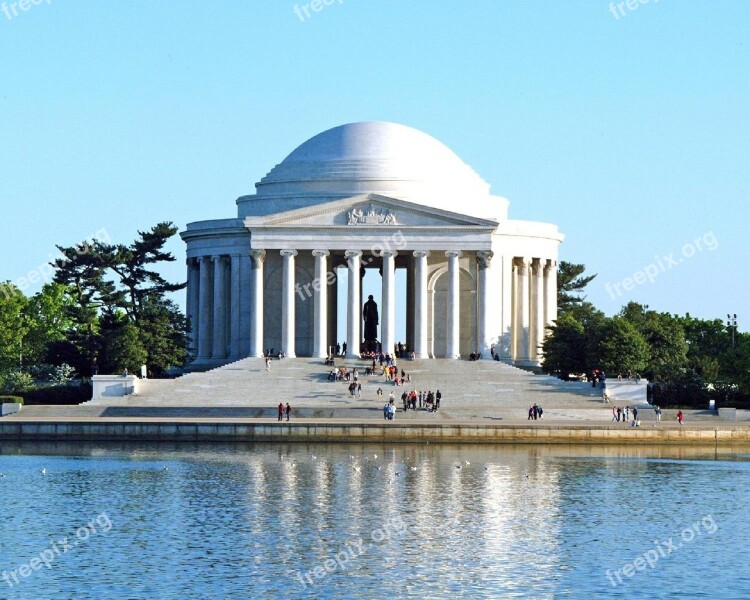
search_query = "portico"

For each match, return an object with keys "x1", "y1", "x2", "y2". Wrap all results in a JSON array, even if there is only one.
[{"x1": 181, "y1": 122, "x2": 563, "y2": 367}]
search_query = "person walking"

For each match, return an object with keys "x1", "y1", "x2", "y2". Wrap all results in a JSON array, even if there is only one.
[
  {"x1": 677, "y1": 410, "x2": 684, "y2": 425},
  {"x1": 357, "y1": 383, "x2": 362, "y2": 399},
  {"x1": 655, "y1": 406, "x2": 662, "y2": 422},
  {"x1": 612, "y1": 406, "x2": 618, "y2": 422},
  {"x1": 278, "y1": 402, "x2": 284, "y2": 422},
  {"x1": 435, "y1": 390, "x2": 442, "y2": 410},
  {"x1": 285, "y1": 402, "x2": 291, "y2": 421}
]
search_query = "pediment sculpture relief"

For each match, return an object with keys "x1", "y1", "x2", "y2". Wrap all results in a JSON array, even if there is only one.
[{"x1": 347, "y1": 207, "x2": 397, "y2": 225}]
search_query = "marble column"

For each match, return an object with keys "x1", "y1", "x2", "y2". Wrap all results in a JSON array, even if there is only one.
[
  {"x1": 312, "y1": 250, "x2": 329, "y2": 358},
  {"x1": 515, "y1": 257, "x2": 531, "y2": 362},
  {"x1": 544, "y1": 259, "x2": 558, "y2": 327},
  {"x1": 476, "y1": 251, "x2": 493, "y2": 359},
  {"x1": 280, "y1": 249, "x2": 297, "y2": 358},
  {"x1": 212, "y1": 255, "x2": 228, "y2": 359},
  {"x1": 381, "y1": 250, "x2": 397, "y2": 357},
  {"x1": 413, "y1": 251, "x2": 430, "y2": 359},
  {"x1": 445, "y1": 250, "x2": 462, "y2": 359},
  {"x1": 229, "y1": 253, "x2": 241, "y2": 360},
  {"x1": 500, "y1": 255, "x2": 513, "y2": 361},
  {"x1": 197, "y1": 256, "x2": 212, "y2": 360},
  {"x1": 345, "y1": 250, "x2": 362, "y2": 357},
  {"x1": 249, "y1": 249, "x2": 266, "y2": 358},
  {"x1": 186, "y1": 258, "x2": 200, "y2": 357},
  {"x1": 532, "y1": 258, "x2": 545, "y2": 362}
]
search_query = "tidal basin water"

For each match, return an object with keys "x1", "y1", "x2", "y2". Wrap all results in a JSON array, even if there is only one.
[{"x1": 1, "y1": 443, "x2": 749, "y2": 599}]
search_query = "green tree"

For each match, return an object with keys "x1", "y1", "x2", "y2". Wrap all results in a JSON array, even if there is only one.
[
  {"x1": 557, "y1": 261, "x2": 597, "y2": 315},
  {"x1": 102, "y1": 222, "x2": 186, "y2": 325},
  {"x1": 99, "y1": 317, "x2": 147, "y2": 374},
  {"x1": 619, "y1": 303, "x2": 688, "y2": 380},
  {"x1": 138, "y1": 295, "x2": 190, "y2": 377},
  {"x1": 52, "y1": 240, "x2": 118, "y2": 375},
  {"x1": 541, "y1": 313, "x2": 588, "y2": 378},
  {"x1": 594, "y1": 317, "x2": 650, "y2": 375},
  {"x1": 51, "y1": 223, "x2": 189, "y2": 376},
  {"x1": 0, "y1": 283, "x2": 28, "y2": 371},
  {"x1": 22, "y1": 283, "x2": 75, "y2": 365}
]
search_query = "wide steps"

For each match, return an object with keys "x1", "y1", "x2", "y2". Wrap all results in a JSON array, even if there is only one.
[{"x1": 87, "y1": 357, "x2": 613, "y2": 414}]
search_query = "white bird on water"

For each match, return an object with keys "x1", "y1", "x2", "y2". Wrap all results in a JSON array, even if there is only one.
[{"x1": 40, "y1": 468, "x2": 47, "y2": 475}]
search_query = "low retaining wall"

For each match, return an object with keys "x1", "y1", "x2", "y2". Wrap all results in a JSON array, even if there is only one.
[{"x1": 0, "y1": 421, "x2": 749, "y2": 445}]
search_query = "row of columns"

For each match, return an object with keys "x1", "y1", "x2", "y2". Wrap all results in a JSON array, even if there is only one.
[
  {"x1": 189, "y1": 249, "x2": 556, "y2": 364},
  {"x1": 187, "y1": 254, "x2": 245, "y2": 362},
  {"x1": 244, "y1": 248, "x2": 467, "y2": 360},
  {"x1": 513, "y1": 257, "x2": 557, "y2": 363}
]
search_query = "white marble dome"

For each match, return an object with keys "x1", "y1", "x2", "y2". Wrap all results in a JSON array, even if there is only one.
[{"x1": 240, "y1": 122, "x2": 506, "y2": 220}]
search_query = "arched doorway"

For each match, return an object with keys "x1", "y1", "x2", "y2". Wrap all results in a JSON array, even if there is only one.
[{"x1": 428, "y1": 267, "x2": 476, "y2": 358}]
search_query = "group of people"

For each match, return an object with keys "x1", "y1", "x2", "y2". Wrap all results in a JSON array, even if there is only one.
[
  {"x1": 382, "y1": 389, "x2": 443, "y2": 419},
  {"x1": 615, "y1": 370, "x2": 642, "y2": 383},
  {"x1": 331, "y1": 343, "x2": 417, "y2": 362},
  {"x1": 264, "y1": 349, "x2": 285, "y2": 360},
  {"x1": 611, "y1": 405, "x2": 637, "y2": 423},
  {"x1": 383, "y1": 400, "x2": 396, "y2": 420},
  {"x1": 277, "y1": 402, "x2": 291, "y2": 421},
  {"x1": 527, "y1": 404, "x2": 544, "y2": 420},
  {"x1": 328, "y1": 367, "x2": 356, "y2": 382},
  {"x1": 611, "y1": 405, "x2": 680, "y2": 425},
  {"x1": 400, "y1": 389, "x2": 441, "y2": 411}
]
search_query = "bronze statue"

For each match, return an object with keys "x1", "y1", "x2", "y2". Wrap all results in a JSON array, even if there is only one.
[{"x1": 363, "y1": 295, "x2": 379, "y2": 343}]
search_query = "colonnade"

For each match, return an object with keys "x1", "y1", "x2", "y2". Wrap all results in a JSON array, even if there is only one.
[
  {"x1": 512, "y1": 257, "x2": 557, "y2": 364},
  {"x1": 186, "y1": 249, "x2": 557, "y2": 364}
]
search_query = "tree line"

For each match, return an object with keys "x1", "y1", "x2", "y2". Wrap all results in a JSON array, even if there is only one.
[
  {"x1": 0, "y1": 222, "x2": 188, "y2": 397},
  {"x1": 543, "y1": 262, "x2": 750, "y2": 407}
]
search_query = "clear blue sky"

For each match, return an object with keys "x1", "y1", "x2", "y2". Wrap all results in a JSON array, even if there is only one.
[{"x1": 1, "y1": 1, "x2": 747, "y2": 333}]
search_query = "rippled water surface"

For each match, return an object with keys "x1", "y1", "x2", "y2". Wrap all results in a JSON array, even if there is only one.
[{"x1": 1, "y1": 443, "x2": 749, "y2": 599}]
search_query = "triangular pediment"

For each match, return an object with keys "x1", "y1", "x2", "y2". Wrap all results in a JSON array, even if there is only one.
[{"x1": 243, "y1": 194, "x2": 498, "y2": 229}]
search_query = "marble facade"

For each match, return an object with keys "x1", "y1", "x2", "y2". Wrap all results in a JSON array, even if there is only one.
[{"x1": 181, "y1": 122, "x2": 563, "y2": 367}]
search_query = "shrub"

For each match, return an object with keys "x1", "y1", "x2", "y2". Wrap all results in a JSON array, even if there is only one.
[
  {"x1": 0, "y1": 371, "x2": 34, "y2": 393},
  {"x1": 0, "y1": 395, "x2": 24, "y2": 404},
  {"x1": 20, "y1": 384, "x2": 91, "y2": 406},
  {"x1": 51, "y1": 363, "x2": 77, "y2": 385}
]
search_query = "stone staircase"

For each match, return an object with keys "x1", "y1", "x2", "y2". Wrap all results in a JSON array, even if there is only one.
[{"x1": 79, "y1": 357, "x2": 624, "y2": 419}]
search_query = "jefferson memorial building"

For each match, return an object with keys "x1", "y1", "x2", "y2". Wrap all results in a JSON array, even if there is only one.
[{"x1": 181, "y1": 122, "x2": 563, "y2": 367}]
